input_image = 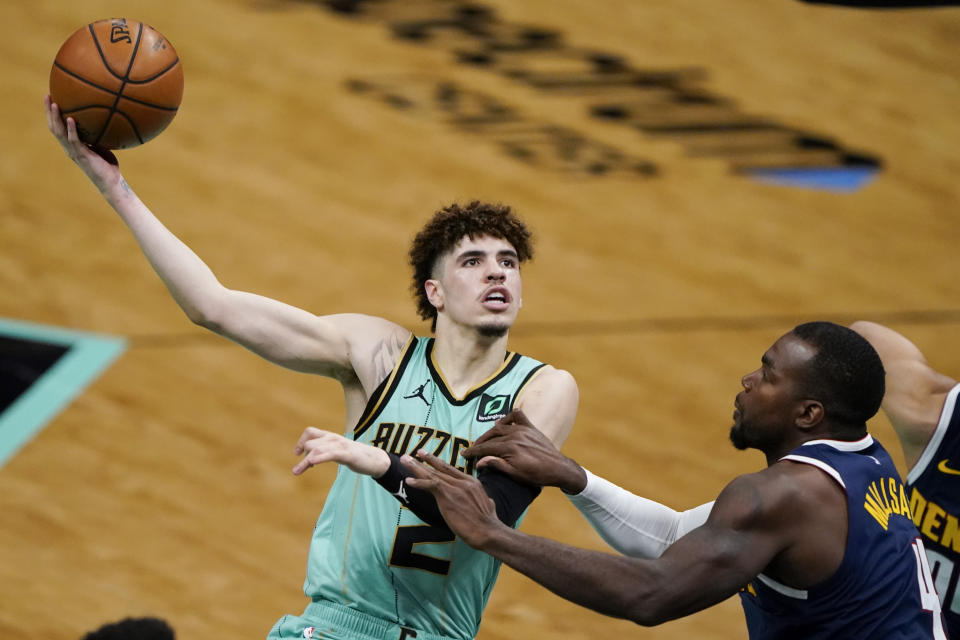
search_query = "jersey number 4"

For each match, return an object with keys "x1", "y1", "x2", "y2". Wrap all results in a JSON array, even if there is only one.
[{"x1": 913, "y1": 538, "x2": 948, "y2": 640}]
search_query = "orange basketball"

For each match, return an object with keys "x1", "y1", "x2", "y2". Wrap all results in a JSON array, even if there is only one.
[{"x1": 49, "y1": 18, "x2": 184, "y2": 149}]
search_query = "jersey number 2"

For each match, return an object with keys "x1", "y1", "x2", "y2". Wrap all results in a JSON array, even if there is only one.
[
  {"x1": 390, "y1": 525, "x2": 455, "y2": 575},
  {"x1": 913, "y1": 538, "x2": 948, "y2": 640}
]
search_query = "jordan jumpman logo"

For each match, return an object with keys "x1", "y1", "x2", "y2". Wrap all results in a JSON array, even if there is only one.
[{"x1": 403, "y1": 380, "x2": 431, "y2": 406}]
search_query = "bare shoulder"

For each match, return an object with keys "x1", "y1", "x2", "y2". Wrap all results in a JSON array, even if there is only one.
[
  {"x1": 711, "y1": 471, "x2": 780, "y2": 527},
  {"x1": 760, "y1": 460, "x2": 845, "y2": 523},
  {"x1": 713, "y1": 465, "x2": 825, "y2": 530},
  {"x1": 515, "y1": 366, "x2": 579, "y2": 446},
  {"x1": 774, "y1": 460, "x2": 844, "y2": 497},
  {"x1": 529, "y1": 365, "x2": 578, "y2": 391},
  {"x1": 331, "y1": 314, "x2": 412, "y2": 391},
  {"x1": 519, "y1": 365, "x2": 579, "y2": 407}
]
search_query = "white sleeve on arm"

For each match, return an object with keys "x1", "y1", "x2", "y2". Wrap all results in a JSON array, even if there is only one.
[{"x1": 566, "y1": 468, "x2": 714, "y2": 558}]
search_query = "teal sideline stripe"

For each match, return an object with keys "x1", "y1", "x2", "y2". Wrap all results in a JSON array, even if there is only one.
[{"x1": 0, "y1": 318, "x2": 126, "y2": 469}]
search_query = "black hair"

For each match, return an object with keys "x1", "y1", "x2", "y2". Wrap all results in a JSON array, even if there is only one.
[
  {"x1": 792, "y1": 321, "x2": 885, "y2": 429},
  {"x1": 81, "y1": 617, "x2": 175, "y2": 640}
]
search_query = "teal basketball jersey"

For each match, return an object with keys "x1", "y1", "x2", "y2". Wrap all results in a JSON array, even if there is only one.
[{"x1": 302, "y1": 336, "x2": 546, "y2": 639}]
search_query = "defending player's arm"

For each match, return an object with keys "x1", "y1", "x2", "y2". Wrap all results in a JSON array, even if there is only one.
[
  {"x1": 290, "y1": 371, "x2": 581, "y2": 526},
  {"x1": 405, "y1": 453, "x2": 792, "y2": 625},
  {"x1": 460, "y1": 366, "x2": 580, "y2": 525},
  {"x1": 355, "y1": 368, "x2": 581, "y2": 527},
  {"x1": 569, "y1": 472, "x2": 714, "y2": 558},
  {"x1": 45, "y1": 96, "x2": 408, "y2": 388},
  {"x1": 465, "y1": 411, "x2": 713, "y2": 558},
  {"x1": 850, "y1": 321, "x2": 957, "y2": 466}
]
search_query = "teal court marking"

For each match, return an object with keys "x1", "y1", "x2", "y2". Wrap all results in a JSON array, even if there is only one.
[{"x1": 0, "y1": 318, "x2": 126, "y2": 469}]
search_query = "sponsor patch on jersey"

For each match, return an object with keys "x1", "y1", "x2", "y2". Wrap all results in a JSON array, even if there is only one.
[{"x1": 476, "y1": 393, "x2": 510, "y2": 422}]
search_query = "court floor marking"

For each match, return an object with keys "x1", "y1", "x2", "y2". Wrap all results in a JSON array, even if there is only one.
[{"x1": 0, "y1": 317, "x2": 126, "y2": 469}]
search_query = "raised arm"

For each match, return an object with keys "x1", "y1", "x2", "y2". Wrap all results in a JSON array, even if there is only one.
[
  {"x1": 45, "y1": 96, "x2": 408, "y2": 388},
  {"x1": 850, "y1": 321, "x2": 957, "y2": 468}
]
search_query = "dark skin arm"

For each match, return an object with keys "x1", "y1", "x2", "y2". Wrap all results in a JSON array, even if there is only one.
[
  {"x1": 463, "y1": 409, "x2": 587, "y2": 493},
  {"x1": 403, "y1": 452, "x2": 845, "y2": 626}
]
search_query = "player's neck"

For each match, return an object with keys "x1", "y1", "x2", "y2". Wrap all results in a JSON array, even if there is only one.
[
  {"x1": 432, "y1": 324, "x2": 510, "y2": 396},
  {"x1": 764, "y1": 425, "x2": 865, "y2": 465}
]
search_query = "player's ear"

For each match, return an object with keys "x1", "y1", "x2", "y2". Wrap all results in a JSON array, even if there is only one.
[
  {"x1": 425, "y1": 279, "x2": 443, "y2": 312},
  {"x1": 795, "y1": 400, "x2": 824, "y2": 430}
]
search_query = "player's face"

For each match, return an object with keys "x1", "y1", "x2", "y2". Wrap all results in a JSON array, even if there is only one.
[
  {"x1": 730, "y1": 332, "x2": 815, "y2": 452},
  {"x1": 428, "y1": 235, "x2": 523, "y2": 337}
]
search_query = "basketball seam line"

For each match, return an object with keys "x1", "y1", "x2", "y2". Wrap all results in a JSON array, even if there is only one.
[
  {"x1": 81, "y1": 24, "x2": 179, "y2": 86},
  {"x1": 129, "y1": 58, "x2": 181, "y2": 85},
  {"x1": 53, "y1": 62, "x2": 179, "y2": 111},
  {"x1": 109, "y1": 110, "x2": 141, "y2": 137},
  {"x1": 99, "y1": 23, "x2": 146, "y2": 145},
  {"x1": 87, "y1": 24, "x2": 126, "y2": 83}
]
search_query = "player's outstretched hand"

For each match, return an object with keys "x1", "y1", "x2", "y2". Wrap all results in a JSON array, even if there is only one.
[
  {"x1": 402, "y1": 451, "x2": 504, "y2": 549},
  {"x1": 44, "y1": 94, "x2": 121, "y2": 192},
  {"x1": 463, "y1": 409, "x2": 587, "y2": 494},
  {"x1": 293, "y1": 427, "x2": 390, "y2": 477}
]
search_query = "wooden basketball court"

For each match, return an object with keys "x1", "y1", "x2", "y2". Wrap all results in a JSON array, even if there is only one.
[{"x1": 1, "y1": 0, "x2": 958, "y2": 638}]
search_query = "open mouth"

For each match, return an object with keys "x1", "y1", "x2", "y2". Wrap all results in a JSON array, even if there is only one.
[{"x1": 482, "y1": 287, "x2": 511, "y2": 308}]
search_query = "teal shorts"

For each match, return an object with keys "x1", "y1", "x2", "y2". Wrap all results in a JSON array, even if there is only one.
[{"x1": 268, "y1": 599, "x2": 464, "y2": 640}]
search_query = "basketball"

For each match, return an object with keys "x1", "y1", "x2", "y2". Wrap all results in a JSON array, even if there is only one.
[{"x1": 49, "y1": 18, "x2": 183, "y2": 150}]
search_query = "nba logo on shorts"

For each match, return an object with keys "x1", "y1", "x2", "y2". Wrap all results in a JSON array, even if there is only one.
[{"x1": 301, "y1": 627, "x2": 315, "y2": 638}]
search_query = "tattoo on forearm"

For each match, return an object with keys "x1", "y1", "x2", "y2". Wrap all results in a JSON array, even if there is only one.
[{"x1": 120, "y1": 178, "x2": 132, "y2": 194}]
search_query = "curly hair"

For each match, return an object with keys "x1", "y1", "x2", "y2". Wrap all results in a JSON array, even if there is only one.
[
  {"x1": 409, "y1": 201, "x2": 534, "y2": 330},
  {"x1": 791, "y1": 321, "x2": 886, "y2": 430}
]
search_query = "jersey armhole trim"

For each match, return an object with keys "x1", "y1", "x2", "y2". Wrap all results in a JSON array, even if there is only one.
[
  {"x1": 907, "y1": 383, "x2": 960, "y2": 484},
  {"x1": 508, "y1": 363, "x2": 547, "y2": 411},
  {"x1": 781, "y1": 454, "x2": 846, "y2": 490},
  {"x1": 353, "y1": 335, "x2": 418, "y2": 439},
  {"x1": 756, "y1": 573, "x2": 809, "y2": 600}
]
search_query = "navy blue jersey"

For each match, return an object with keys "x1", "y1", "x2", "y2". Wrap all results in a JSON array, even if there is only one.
[
  {"x1": 907, "y1": 383, "x2": 960, "y2": 639},
  {"x1": 739, "y1": 435, "x2": 948, "y2": 639}
]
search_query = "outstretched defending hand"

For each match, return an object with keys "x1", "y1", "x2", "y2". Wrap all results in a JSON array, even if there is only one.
[
  {"x1": 43, "y1": 94, "x2": 121, "y2": 191},
  {"x1": 463, "y1": 409, "x2": 587, "y2": 494},
  {"x1": 293, "y1": 427, "x2": 390, "y2": 477},
  {"x1": 402, "y1": 451, "x2": 505, "y2": 549}
]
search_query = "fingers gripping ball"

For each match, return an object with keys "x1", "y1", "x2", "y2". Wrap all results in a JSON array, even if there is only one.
[{"x1": 49, "y1": 18, "x2": 183, "y2": 149}]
